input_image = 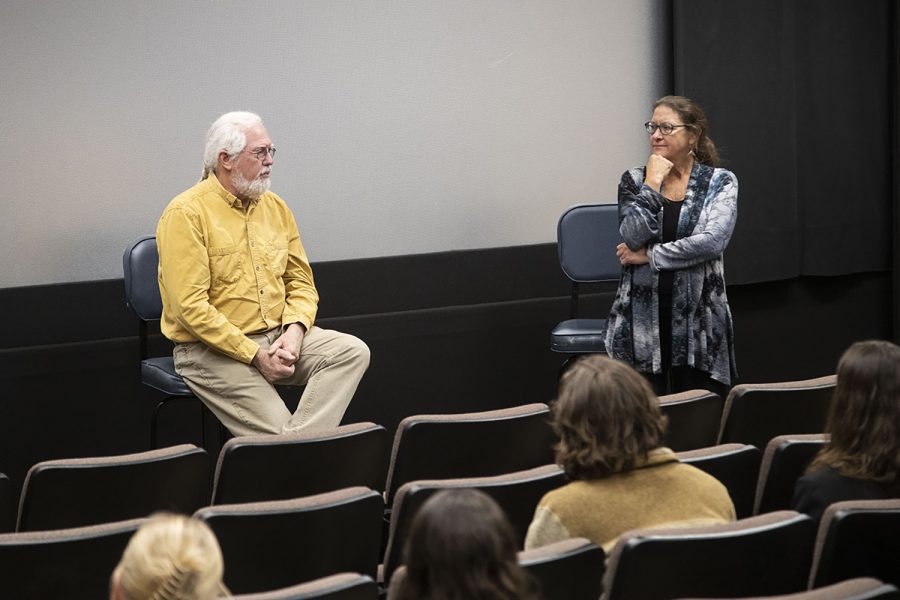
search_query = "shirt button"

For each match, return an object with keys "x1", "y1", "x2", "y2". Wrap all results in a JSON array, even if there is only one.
[
  {"x1": 256, "y1": 266, "x2": 260, "y2": 271},
  {"x1": 259, "y1": 290, "x2": 264, "y2": 295}
]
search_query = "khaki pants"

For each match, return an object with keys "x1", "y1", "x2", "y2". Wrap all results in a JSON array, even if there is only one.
[{"x1": 173, "y1": 326, "x2": 370, "y2": 436}]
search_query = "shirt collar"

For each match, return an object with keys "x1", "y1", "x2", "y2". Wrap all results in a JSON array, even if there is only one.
[{"x1": 634, "y1": 447, "x2": 679, "y2": 470}]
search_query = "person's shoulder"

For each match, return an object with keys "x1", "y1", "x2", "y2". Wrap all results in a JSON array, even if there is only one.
[
  {"x1": 798, "y1": 466, "x2": 843, "y2": 486},
  {"x1": 163, "y1": 179, "x2": 212, "y2": 214},
  {"x1": 537, "y1": 480, "x2": 593, "y2": 509},
  {"x1": 711, "y1": 166, "x2": 738, "y2": 186},
  {"x1": 260, "y1": 189, "x2": 292, "y2": 211},
  {"x1": 799, "y1": 465, "x2": 878, "y2": 493}
]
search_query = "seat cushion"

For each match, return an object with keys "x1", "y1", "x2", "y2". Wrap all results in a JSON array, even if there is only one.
[
  {"x1": 141, "y1": 357, "x2": 194, "y2": 396},
  {"x1": 550, "y1": 319, "x2": 608, "y2": 353}
]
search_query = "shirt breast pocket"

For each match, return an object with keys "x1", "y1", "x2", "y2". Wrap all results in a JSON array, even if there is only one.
[
  {"x1": 208, "y1": 245, "x2": 244, "y2": 284},
  {"x1": 265, "y1": 241, "x2": 289, "y2": 277}
]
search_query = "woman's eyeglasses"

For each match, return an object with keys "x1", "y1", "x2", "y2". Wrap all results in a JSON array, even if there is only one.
[{"x1": 644, "y1": 122, "x2": 687, "y2": 136}]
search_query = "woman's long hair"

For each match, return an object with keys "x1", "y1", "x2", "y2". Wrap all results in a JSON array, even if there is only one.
[
  {"x1": 552, "y1": 355, "x2": 667, "y2": 480},
  {"x1": 391, "y1": 489, "x2": 539, "y2": 600},
  {"x1": 655, "y1": 95, "x2": 720, "y2": 167},
  {"x1": 808, "y1": 340, "x2": 900, "y2": 492}
]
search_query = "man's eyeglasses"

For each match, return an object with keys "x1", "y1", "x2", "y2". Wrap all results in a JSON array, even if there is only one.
[
  {"x1": 245, "y1": 146, "x2": 276, "y2": 160},
  {"x1": 644, "y1": 122, "x2": 687, "y2": 136}
]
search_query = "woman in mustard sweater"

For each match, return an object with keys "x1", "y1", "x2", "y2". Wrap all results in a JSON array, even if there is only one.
[{"x1": 525, "y1": 355, "x2": 735, "y2": 551}]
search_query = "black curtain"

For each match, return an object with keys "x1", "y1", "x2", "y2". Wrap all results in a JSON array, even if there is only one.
[{"x1": 673, "y1": 0, "x2": 895, "y2": 285}]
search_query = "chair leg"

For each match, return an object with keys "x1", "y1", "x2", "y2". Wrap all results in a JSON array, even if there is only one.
[
  {"x1": 199, "y1": 400, "x2": 209, "y2": 451},
  {"x1": 150, "y1": 399, "x2": 168, "y2": 449},
  {"x1": 557, "y1": 355, "x2": 579, "y2": 380}
]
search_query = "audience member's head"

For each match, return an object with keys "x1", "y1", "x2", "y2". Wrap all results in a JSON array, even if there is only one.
[
  {"x1": 111, "y1": 513, "x2": 228, "y2": 600},
  {"x1": 201, "y1": 110, "x2": 265, "y2": 180},
  {"x1": 553, "y1": 354, "x2": 668, "y2": 480},
  {"x1": 391, "y1": 488, "x2": 538, "y2": 600},
  {"x1": 808, "y1": 340, "x2": 900, "y2": 491}
]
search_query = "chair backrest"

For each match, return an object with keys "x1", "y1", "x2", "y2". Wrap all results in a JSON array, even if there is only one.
[
  {"x1": 810, "y1": 499, "x2": 900, "y2": 588},
  {"x1": 212, "y1": 423, "x2": 389, "y2": 505},
  {"x1": 0, "y1": 517, "x2": 146, "y2": 600},
  {"x1": 229, "y1": 573, "x2": 378, "y2": 600},
  {"x1": 754, "y1": 433, "x2": 828, "y2": 515},
  {"x1": 382, "y1": 464, "x2": 566, "y2": 585},
  {"x1": 659, "y1": 389, "x2": 725, "y2": 451},
  {"x1": 557, "y1": 203, "x2": 621, "y2": 283},
  {"x1": 123, "y1": 235, "x2": 163, "y2": 322},
  {"x1": 604, "y1": 511, "x2": 817, "y2": 600},
  {"x1": 195, "y1": 487, "x2": 383, "y2": 594},
  {"x1": 518, "y1": 537, "x2": 605, "y2": 600},
  {"x1": 718, "y1": 375, "x2": 836, "y2": 450},
  {"x1": 17, "y1": 444, "x2": 210, "y2": 532},
  {"x1": 0, "y1": 473, "x2": 13, "y2": 533},
  {"x1": 677, "y1": 443, "x2": 762, "y2": 519},
  {"x1": 383, "y1": 403, "x2": 556, "y2": 505},
  {"x1": 675, "y1": 577, "x2": 900, "y2": 600}
]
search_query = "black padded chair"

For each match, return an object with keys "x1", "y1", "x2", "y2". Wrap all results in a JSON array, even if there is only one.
[
  {"x1": 0, "y1": 517, "x2": 146, "y2": 600},
  {"x1": 195, "y1": 487, "x2": 383, "y2": 595},
  {"x1": 17, "y1": 444, "x2": 210, "y2": 532},
  {"x1": 676, "y1": 577, "x2": 900, "y2": 600},
  {"x1": 123, "y1": 235, "x2": 225, "y2": 450},
  {"x1": 810, "y1": 499, "x2": 900, "y2": 588},
  {"x1": 718, "y1": 375, "x2": 836, "y2": 451},
  {"x1": 212, "y1": 423, "x2": 389, "y2": 504},
  {"x1": 603, "y1": 511, "x2": 816, "y2": 600},
  {"x1": 381, "y1": 464, "x2": 566, "y2": 587},
  {"x1": 677, "y1": 443, "x2": 762, "y2": 519},
  {"x1": 518, "y1": 537, "x2": 605, "y2": 600},
  {"x1": 549, "y1": 203, "x2": 621, "y2": 357},
  {"x1": 659, "y1": 389, "x2": 725, "y2": 451},
  {"x1": 0, "y1": 473, "x2": 13, "y2": 533},
  {"x1": 754, "y1": 433, "x2": 828, "y2": 515},
  {"x1": 383, "y1": 403, "x2": 556, "y2": 506},
  {"x1": 230, "y1": 573, "x2": 378, "y2": 600}
]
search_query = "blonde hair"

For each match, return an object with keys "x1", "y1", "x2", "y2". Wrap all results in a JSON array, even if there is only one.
[{"x1": 112, "y1": 514, "x2": 229, "y2": 600}]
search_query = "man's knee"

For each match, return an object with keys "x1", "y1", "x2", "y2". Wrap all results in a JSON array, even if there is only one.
[{"x1": 340, "y1": 334, "x2": 370, "y2": 370}]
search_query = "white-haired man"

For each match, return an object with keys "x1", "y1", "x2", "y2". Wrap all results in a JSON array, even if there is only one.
[{"x1": 156, "y1": 111, "x2": 370, "y2": 436}]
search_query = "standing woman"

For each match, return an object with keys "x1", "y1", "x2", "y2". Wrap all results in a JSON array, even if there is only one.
[{"x1": 606, "y1": 95, "x2": 738, "y2": 396}]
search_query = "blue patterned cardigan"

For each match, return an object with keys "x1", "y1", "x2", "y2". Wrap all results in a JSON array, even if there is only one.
[{"x1": 605, "y1": 162, "x2": 739, "y2": 385}]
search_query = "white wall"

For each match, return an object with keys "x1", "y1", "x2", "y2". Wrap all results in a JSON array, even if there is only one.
[{"x1": 0, "y1": 0, "x2": 667, "y2": 288}]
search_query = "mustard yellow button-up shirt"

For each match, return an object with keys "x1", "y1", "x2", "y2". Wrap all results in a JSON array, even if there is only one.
[{"x1": 157, "y1": 174, "x2": 318, "y2": 364}]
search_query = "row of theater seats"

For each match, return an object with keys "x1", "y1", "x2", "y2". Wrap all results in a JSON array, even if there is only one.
[
  {"x1": 0, "y1": 376, "x2": 840, "y2": 536},
  {"x1": 660, "y1": 374, "x2": 837, "y2": 452},
  {"x1": 241, "y1": 575, "x2": 900, "y2": 600},
  {"x1": 0, "y1": 373, "x2": 882, "y2": 598},
  {"x1": 0, "y1": 466, "x2": 897, "y2": 598}
]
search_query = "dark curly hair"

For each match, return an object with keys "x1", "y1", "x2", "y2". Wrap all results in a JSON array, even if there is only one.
[
  {"x1": 552, "y1": 355, "x2": 667, "y2": 480},
  {"x1": 808, "y1": 340, "x2": 900, "y2": 492},
  {"x1": 391, "y1": 489, "x2": 539, "y2": 600}
]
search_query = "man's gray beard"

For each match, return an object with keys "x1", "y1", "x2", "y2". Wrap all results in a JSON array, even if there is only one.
[{"x1": 232, "y1": 170, "x2": 271, "y2": 200}]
